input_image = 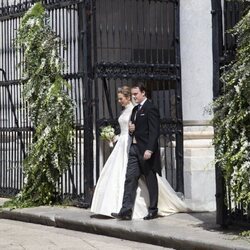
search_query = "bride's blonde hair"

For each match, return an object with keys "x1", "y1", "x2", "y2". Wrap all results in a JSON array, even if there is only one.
[{"x1": 117, "y1": 85, "x2": 131, "y2": 100}]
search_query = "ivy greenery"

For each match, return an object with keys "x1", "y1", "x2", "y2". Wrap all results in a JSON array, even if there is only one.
[
  {"x1": 5, "y1": 2, "x2": 74, "y2": 207},
  {"x1": 213, "y1": 9, "x2": 250, "y2": 208}
]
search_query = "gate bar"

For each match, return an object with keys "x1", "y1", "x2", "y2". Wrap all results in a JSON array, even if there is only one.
[
  {"x1": 102, "y1": 78, "x2": 114, "y2": 119},
  {"x1": 0, "y1": 68, "x2": 26, "y2": 159}
]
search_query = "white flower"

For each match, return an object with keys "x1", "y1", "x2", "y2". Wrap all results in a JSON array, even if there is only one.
[
  {"x1": 234, "y1": 85, "x2": 240, "y2": 94},
  {"x1": 26, "y1": 17, "x2": 40, "y2": 28},
  {"x1": 26, "y1": 18, "x2": 36, "y2": 27}
]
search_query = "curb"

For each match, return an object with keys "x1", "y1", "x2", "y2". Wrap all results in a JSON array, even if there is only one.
[{"x1": 1, "y1": 209, "x2": 249, "y2": 250}]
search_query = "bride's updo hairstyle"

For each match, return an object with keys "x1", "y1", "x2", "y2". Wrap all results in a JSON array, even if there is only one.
[{"x1": 117, "y1": 85, "x2": 131, "y2": 100}]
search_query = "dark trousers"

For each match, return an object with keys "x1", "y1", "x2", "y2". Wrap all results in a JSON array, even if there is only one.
[{"x1": 120, "y1": 144, "x2": 158, "y2": 215}]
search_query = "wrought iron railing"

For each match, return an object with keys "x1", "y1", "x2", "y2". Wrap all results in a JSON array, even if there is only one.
[{"x1": 0, "y1": 0, "x2": 183, "y2": 204}]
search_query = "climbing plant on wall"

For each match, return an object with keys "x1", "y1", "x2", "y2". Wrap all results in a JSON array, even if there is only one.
[
  {"x1": 7, "y1": 2, "x2": 75, "y2": 207},
  {"x1": 213, "y1": 9, "x2": 250, "y2": 208}
]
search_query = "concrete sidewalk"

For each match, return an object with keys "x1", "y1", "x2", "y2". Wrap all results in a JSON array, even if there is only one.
[{"x1": 0, "y1": 198, "x2": 249, "y2": 250}]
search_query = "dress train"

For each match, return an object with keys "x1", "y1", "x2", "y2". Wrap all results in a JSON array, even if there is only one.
[{"x1": 132, "y1": 175, "x2": 191, "y2": 219}]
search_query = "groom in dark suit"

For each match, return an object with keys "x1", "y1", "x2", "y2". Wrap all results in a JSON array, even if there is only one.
[{"x1": 112, "y1": 82, "x2": 161, "y2": 220}]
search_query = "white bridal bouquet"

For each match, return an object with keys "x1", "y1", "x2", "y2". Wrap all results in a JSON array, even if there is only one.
[{"x1": 100, "y1": 125, "x2": 116, "y2": 147}]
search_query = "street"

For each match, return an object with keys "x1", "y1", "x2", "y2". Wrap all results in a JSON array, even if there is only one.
[{"x1": 0, "y1": 219, "x2": 173, "y2": 250}]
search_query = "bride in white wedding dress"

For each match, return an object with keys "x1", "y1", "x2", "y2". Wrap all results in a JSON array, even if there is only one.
[{"x1": 91, "y1": 86, "x2": 190, "y2": 219}]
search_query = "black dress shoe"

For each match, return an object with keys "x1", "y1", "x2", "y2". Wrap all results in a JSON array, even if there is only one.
[
  {"x1": 143, "y1": 211, "x2": 158, "y2": 220},
  {"x1": 111, "y1": 212, "x2": 132, "y2": 220}
]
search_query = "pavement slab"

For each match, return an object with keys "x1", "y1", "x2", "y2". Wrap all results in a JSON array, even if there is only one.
[{"x1": 0, "y1": 198, "x2": 250, "y2": 250}]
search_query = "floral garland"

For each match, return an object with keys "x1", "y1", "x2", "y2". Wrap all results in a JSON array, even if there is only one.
[
  {"x1": 213, "y1": 9, "x2": 250, "y2": 209},
  {"x1": 7, "y1": 2, "x2": 75, "y2": 207}
]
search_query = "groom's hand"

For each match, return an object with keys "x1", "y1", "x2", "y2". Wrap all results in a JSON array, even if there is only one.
[
  {"x1": 129, "y1": 122, "x2": 135, "y2": 133},
  {"x1": 144, "y1": 150, "x2": 152, "y2": 160}
]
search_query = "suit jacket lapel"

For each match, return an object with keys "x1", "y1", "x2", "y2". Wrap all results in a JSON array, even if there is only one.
[
  {"x1": 131, "y1": 106, "x2": 138, "y2": 123},
  {"x1": 138, "y1": 99, "x2": 149, "y2": 115},
  {"x1": 133, "y1": 100, "x2": 148, "y2": 124}
]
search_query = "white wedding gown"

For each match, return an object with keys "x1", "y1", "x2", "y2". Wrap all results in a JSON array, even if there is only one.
[{"x1": 91, "y1": 102, "x2": 190, "y2": 219}]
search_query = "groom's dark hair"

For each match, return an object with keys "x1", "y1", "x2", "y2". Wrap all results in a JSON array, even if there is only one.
[{"x1": 132, "y1": 82, "x2": 147, "y2": 96}]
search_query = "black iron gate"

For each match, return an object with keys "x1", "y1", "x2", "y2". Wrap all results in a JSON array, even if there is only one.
[
  {"x1": 0, "y1": 0, "x2": 94, "y2": 201},
  {"x1": 0, "y1": 0, "x2": 183, "y2": 202},
  {"x1": 93, "y1": 0, "x2": 183, "y2": 193},
  {"x1": 212, "y1": 0, "x2": 250, "y2": 227}
]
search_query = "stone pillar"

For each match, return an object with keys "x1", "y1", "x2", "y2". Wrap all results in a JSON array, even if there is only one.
[
  {"x1": 183, "y1": 123, "x2": 216, "y2": 211},
  {"x1": 180, "y1": 0, "x2": 216, "y2": 211}
]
